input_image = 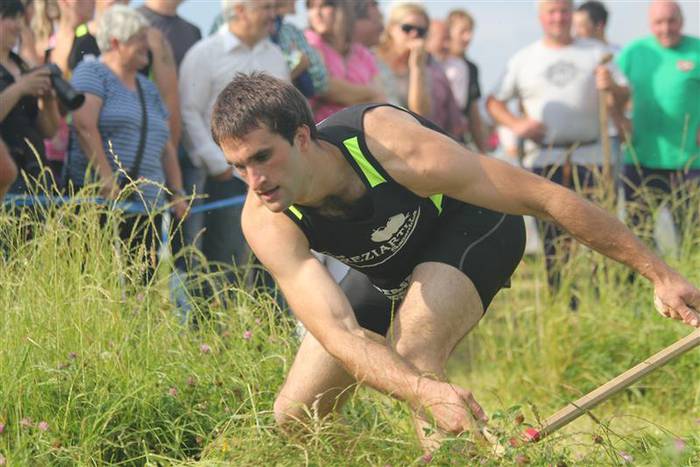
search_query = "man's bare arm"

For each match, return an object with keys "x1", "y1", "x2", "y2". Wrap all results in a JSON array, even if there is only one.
[
  {"x1": 364, "y1": 106, "x2": 700, "y2": 328},
  {"x1": 241, "y1": 200, "x2": 486, "y2": 433}
]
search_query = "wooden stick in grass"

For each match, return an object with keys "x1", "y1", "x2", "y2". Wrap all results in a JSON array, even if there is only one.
[
  {"x1": 524, "y1": 328, "x2": 700, "y2": 442},
  {"x1": 598, "y1": 53, "x2": 614, "y2": 205}
]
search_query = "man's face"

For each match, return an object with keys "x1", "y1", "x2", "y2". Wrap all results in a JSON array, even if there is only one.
[
  {"x1": 448, "y1": 18, "x2": 473, "y2": 56},
  {"x1": 649, "y1": 2, "x2": 683, "y2": 48},
  {"x1": 539, "y1": 0, "x2": 572, "y2": 43},
  {"x1": 425, "y1": 20, "x2": 448, "y2": 59},
  {"x1": 222, "y1": 126, "x2": 303, "y2": 213},
  {"x1": 241, "y1": 0, "x2": 276, "y2": 37},
  {"x1": 353, "y1": 0, "x2": 383, "y2": 48},
  {"x1": 572, "y1": 10, "x2": 594, "y2": 38}
]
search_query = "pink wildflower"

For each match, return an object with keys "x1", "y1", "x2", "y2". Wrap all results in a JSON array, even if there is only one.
[
  {"x1": 0, "y1": 423, "x2": 4, "y2": 434},
  {"x1": 20, "y1": 417, "x2": 33, "y2": 428},
  {"x1": 38, "y1": 421, "x2": 49, "y2": 432},
  {"x1": 421, "y1": 454, "x2": 432, "y2": 464},
  {"x1": 618, "y1": 451, "x2": 634, "y2": 463},
  {"x1": 168, "y1": 387, "x2": 178, "y2": 397},
  {"x1": 243, "y1": 330, "x2": 252, "y2": 340},
  {"x1": 0, "y1": 454, "x2": 5, "y2": 465},
  {"x1": 199, "y1": 344, "x2": 211, "y2": 354},
  {"x1": 673, "y1": 438, "x2": 686, "y2": 453}
]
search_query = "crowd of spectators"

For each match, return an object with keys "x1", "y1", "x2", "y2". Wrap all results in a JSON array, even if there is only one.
[{"x1": 1, "y1": 0, "x2": 698, "y2": 304}]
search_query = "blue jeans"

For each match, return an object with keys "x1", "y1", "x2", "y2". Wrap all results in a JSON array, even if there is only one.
[
  {"x1": 622, "y1": 164, "x2": 700, "y2": 242},
  {"x1": 171, "y1": 145, "x2": 206, "y2": 272},
  {"x1": 532, "y1": 164, "x2": 600, "y2": 293},
  {"x1": 202, "y1": 175, "x2": 250, "y2": 285}
]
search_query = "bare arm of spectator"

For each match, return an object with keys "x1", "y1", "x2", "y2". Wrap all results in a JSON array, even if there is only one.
[
  {"x1": 35, "y1": 91, "x2": 61, "y2": 138},
  {"x1": 289, "y1": 51, "x2": 311, "y2": 80},
  {"x1": 596, "y1": 65, "x2": 629, "y2": 110},
  {"x1": 179, "y1": 47, "x2": 231, "y2": 180},
  {"x1": 72, "y1": 94, "x2": 118, "y2": 198},
  {"x1": 468, "y1": 101, "x2": 487, "y2": 153},
  {"x1": 161, "y1": 140, "x2": 187, "y2": 219},
  {"x1": 407, "y1": 39, "x2": 430, "y2": 117},
  {"x1": 148, "y1": 28, "x2": 181, "y2": 148},
  {"x1": 0, "y1": 138, "x2": 17, "y2": 200},
  {"x1": 322, "y1": 78, "x2": 384, "y2": 106},
  {"x1": 0, "y1": 68, "x2": 51, "y2": 122},
  {"x1": 486, "y1": 97, "x2": 546, "y2": 144},
  {"x1": 487, "y1": 54, "x2": 546, "y2": 144}
]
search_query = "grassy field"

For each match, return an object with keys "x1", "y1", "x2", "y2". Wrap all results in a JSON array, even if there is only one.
[{"x1": 0, "y1": 191, "x2": 699, "y2": 466}]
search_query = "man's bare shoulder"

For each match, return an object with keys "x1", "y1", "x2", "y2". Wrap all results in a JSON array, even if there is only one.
[{"x1": 362, "y1": 105, "x2": 461, "y2": 197}]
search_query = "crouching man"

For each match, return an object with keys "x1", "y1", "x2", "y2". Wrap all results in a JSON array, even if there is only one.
[{"x1": 210, "y1": 72, "x2": 700, "y2": 451}]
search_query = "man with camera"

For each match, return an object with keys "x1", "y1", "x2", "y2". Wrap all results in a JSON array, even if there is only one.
[{"x1": 0, "y1": 0, "x2": 60, "y2": 195}]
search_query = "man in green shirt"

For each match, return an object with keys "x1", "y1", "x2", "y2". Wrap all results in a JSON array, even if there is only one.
[{"x1": 616, "y1": 0, "x2": 700, "y2": 237}]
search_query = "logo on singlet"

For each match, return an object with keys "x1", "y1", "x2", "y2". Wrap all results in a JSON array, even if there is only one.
[
  {"x1": 333, "y1": 208, "x2": 421, "y2": 268},
  {"x1": 371, "y1": 213, "x2": 407, "y2": 242}
]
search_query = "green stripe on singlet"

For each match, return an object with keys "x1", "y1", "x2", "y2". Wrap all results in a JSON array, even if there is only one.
[
  {"x1": 342, "y1": 136, "x2": 386, "y2": 188},
  {"x1": 75, "y1": 24, "x2": 88, "y2": 37},
  {"x1": 429, "y1": 193, "x2": 443, "y2": 214},
  {"x1": 288, "y1": 205, "x2": 303, "y2": 220}
]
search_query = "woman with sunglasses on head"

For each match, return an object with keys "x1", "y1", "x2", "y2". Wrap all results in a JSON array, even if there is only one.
[
  {"x1": 304, "y1": 0, "x2": 384, "y2": 123},
  {"x1": 376, "y1": 2, "x2": 465, "y2": 139}
]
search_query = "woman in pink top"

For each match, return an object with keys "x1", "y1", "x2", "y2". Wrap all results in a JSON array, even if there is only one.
[{"x1": 305, "y1": 0, "x2": 383, "y2": 123}]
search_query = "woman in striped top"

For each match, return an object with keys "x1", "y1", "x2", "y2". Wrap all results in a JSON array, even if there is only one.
[{"x1": 67, "y1": 5, "x2": 185, "y2": 279}]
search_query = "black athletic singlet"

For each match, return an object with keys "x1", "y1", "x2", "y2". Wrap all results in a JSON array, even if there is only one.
[
  {"x1": 284, "y1": 104, "x2": 526, "y2": 334},
  {"x1": 284, "y1": 104, "x2": 452, "y2": 299}
]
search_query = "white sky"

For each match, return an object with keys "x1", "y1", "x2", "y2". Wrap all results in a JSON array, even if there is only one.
[{"x1": 132, "y1": 0, "x2": 700, "y2": 91}]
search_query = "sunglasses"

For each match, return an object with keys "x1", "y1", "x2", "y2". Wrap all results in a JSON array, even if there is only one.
[{"x1": 400, "y1": 23, "x2": 428, "y2": 38}]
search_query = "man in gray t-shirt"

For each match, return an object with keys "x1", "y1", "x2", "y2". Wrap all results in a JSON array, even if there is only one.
[
  {"x1": 137, "y1": 1, "x2": 201, "y2": 70},
  {"x1": 138, "y1": 0, "x2": 203, "y2": 317},
  {"x1": 486, "y1": 0, "x2": 627, "y2": 299}
]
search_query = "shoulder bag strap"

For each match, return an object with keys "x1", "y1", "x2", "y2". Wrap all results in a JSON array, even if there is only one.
[{"x1": 128, "y1": 78, "x2": 148, "y2": 181}]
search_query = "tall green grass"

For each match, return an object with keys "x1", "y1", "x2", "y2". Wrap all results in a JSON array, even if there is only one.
[{"x1": 0, "y1": 181, "x2": 698, "y2": 466}]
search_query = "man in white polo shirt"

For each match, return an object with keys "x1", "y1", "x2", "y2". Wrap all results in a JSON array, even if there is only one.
[
  {"x1": 180, "y1": 0, "x2": 289, "y2": 288},
  {"x1": 487, "y1": 0, "x2": 626, "y2": 300}
]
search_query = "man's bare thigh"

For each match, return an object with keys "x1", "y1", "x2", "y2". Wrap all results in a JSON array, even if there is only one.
[{"x1": 389, "y1": 261, "x2": 485, "y2": 375}]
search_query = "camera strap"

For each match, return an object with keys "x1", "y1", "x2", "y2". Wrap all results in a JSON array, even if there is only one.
[{"x1": 128, "y1": 78, "x2": 148, "y2": 182}]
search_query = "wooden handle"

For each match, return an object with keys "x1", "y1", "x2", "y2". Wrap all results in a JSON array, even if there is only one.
[
  {"x1": 598, "y1": 52, "x2": 614, "y2": 203},
  {"x1": 534, "y1": 329, "x2": 700, "y2": 439}
]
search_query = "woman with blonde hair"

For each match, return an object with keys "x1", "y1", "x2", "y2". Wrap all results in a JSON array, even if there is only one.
[{"x1": 376, "y1": 2, "x2": 465, "y2": 139}]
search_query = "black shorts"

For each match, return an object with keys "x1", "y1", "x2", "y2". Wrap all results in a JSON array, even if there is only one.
[{"x1": 340, "y1": 202, "x2": 526, "y2": 335}]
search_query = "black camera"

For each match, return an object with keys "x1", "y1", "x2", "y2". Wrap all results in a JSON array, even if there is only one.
[{"x1": 45, "y1": 63, "x2": 85, "y2": 111}]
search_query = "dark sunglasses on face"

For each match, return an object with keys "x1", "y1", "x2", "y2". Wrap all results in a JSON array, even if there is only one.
[{"x1": 400, "y1": 23, "x2": 428, "y2": 38}]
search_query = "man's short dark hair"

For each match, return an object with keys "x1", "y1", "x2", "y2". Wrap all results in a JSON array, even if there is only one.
[
  {"x1": 352, "y1": 0, "x2": 377, "y2": 19},
  {"x1": 576, "y1": 1, "x2": 608, "y2": 27},
  {"x1": 0, "y1": 0, "x2": 25, "y2": 18},
  {"x1": 211, "y1": 73, "x2": 318, "y2": 146}
]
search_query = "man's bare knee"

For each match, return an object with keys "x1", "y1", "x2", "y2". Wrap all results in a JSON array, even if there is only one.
[
  {"x1": 392, "y1": 339, "x2": 447, "y2": 378},
  {"x1": 273, "y1": 396, "x2": 304, "y2": 431},
  {"x1": 273, "y1": 389, "x2": 347, "y2": 431}
]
